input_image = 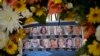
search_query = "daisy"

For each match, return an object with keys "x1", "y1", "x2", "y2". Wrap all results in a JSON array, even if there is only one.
[
  {"x1": 13, "y1": 1, "x2": 26, "y2": 13},
  {"x1": 87, "y1": 7, "x2": 100, "y2": 24},
  {"x1": 0, "y1": 2, "x2": 23, "y2": 34},
  {"x1": 87, "y1": 40, "x2": 100, "y2": 56},
  {"x1": 4, "y1": 40, "x2": 17, "y2": 55}
]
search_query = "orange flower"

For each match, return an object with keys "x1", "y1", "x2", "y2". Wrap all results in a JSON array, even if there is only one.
[
  {"x1": 48, "y1": 0, "x2": 62, "y2": 14},
  {"x1": 84, "y1": 25, "x2": 96, "y2": 39},
  {"x1": 26, "y1": 0, "x2": 39, "y2": 4},
  {"x1": 6, "y1": 0, "x2": 17, "y2": 7}
]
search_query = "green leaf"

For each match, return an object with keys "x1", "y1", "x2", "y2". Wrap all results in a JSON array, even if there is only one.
[
  {"x1": 75, "y1": 45, "x2": 88, "y2": 56},
  {"x1": 60, "y1": 11, "x2": 67, "y2": 20},
  {"x1": 33, "y1": 15, "x2": 46, "y2": 24}
]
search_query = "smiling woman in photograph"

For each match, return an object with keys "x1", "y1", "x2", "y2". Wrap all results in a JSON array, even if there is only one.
[
  {"x1": 40, "y1": 26, "x2": 47, "y2": 36},
  {"x1": 57, "y1": 37, "x2": 66, "y2": 48},
  {"x1": 31, "y1": 27, "x2": 39, "y2": 36}
]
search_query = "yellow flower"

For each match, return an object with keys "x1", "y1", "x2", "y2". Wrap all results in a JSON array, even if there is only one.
[
  {"x1": 53, "y1": 0, "x2": 62, "y2": 4},
  {"x1": 13, "y1": 1, "x2": 26, "y2": 13},
  {"x1": 64, "y1": 12, "x2": 76, "y2": 21},
  {"x1": 0, "y1": 0, "x2": 2, "y2": 4},
  {"x1": 19, "y1": 0, "x2": 26, "y2": 3},
  {"x1": 15, "y1": 29, "x2": 26, "y2": 42},
  {"x1": 87, "y1": 7, "x2": 100, "y2": 24},
  {"x1": 36, "y1": 9, "x2": 44, "y2": 16},
  {"x1": 4, "y1": 40, "x2": 17, "y2": 55},
  {"x1": 87, "y1": 40, "x2": 100, "y2": 56},
  {"x1": 25, "y1": 17, "x2": 35, "y2": 24}
]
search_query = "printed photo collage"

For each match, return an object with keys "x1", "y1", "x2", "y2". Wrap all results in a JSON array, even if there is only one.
[{"x1": 23, "y1": 25, "x2": 83, "y2": 51}]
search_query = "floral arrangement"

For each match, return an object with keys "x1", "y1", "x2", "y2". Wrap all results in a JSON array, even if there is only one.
[{"x1": 0, "y1": 0, "x2": 100, "y2": 56}]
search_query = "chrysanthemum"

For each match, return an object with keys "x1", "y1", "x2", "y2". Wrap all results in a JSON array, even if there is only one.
[
  {"x1": 0, "y1": 30, "x2": 8, "y2": 49},
  {"x1": 87, "y1": 7, "x2": 100, "y2": 24},
  {"x1": 0, "y1": 2, "x2": 23, "y2": 34},
  {"x1": 4, "y1": 40, "x2": 17, "y2": 55}
]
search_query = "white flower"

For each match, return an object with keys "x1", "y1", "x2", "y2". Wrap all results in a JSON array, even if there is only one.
[
  {"x1": 0, "y1": 30, "x2": 9, "y2": 49},
  {"x1": 67, "y1": 3, "x2": 73, "y2": 9},
  {"x1": 17, "y1": 54, "x2": 22, "y2": 56},
  {"x1": 0, "y1": 2, "x2": 23, "y2": 34},
  {"x1": 95, "y1": 25, "x2": 100, "y2": 41},
  {"x1": 30, "y1": 6, "x2": 36, "y2": 13},
  {"x1": 21, "y1": 9, "x2": 32, "y2": 18}
]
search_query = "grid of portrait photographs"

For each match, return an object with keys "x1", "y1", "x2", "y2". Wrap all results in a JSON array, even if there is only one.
[{"x1": 22, "y1": 24, "x2": 83, "y2": 52}]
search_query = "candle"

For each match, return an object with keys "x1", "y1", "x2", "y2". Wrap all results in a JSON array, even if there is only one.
[{"x1": 18, "y1": 38, "x2": 22, "y2": 55}]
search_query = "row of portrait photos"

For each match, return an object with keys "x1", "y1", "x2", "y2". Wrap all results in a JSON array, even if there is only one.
[
  {"x1": 30, "y1": 25, "x2": 82, "y2": 36},
  {"x1": 23, "y1": 37, "x2": 82, "y2": 50}
]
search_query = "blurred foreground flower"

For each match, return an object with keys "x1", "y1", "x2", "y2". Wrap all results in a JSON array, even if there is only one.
[
  {"x1": 83, "y1": 25, "x2": 95, "y2": 39},
  {"x1": 6, "y1": 0, "x2": 17, "y2": 7},
  {"x1": 87, "y1": 40, "x2": 100, "y2": 56},
  {"x1": 0, "y1": 30, "x2": 8, "y2": 49},
  {"x1": 4, "y1": 40, "x2": 17, "y2": 55},
  {"x1": 0, "y1": 2, "x2": 23, "y2": 34},
  {"x1": 52, "y1": 0, "x2": 62, "y2": 4},
  {"x1": 95, "y1": 25, "x2": 100, "y2": 41},
  {"x1": 87, "y1": 7, "x2": 100, "y2": 24}
]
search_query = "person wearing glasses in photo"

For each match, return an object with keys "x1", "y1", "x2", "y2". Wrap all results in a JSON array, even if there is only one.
[{"x1": 31, "y1": 39, "x2": 40, "y2": 48}]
